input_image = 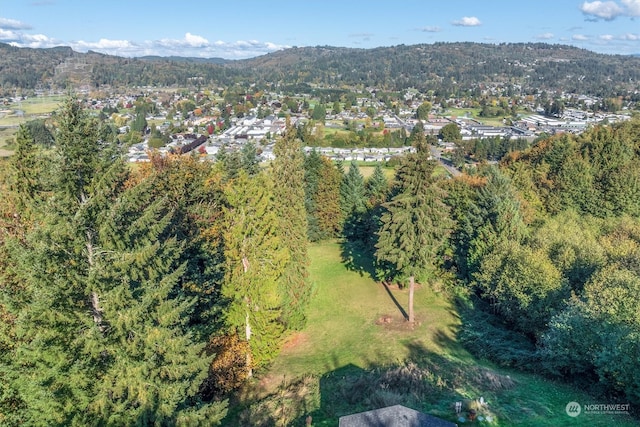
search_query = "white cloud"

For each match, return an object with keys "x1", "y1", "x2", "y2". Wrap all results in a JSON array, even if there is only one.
[
  {"x1": 184, "y1": 32, "x2": 209, "y2": 47},
  {"x1": 157, "y1": 33, "x2": 211, "y2": 49},
  {"x1": 620, "y1": 32, "x2": 640, "y2": 40},
  {"x1": 572, "y1": 34, "x2": 589, "y2": 40},
  {"x1": 599, "y1": 34, "x2": 615, "y2": 40},
  {"x1": 420, "y1": 26, "x2": 442, "y2": 33},
  {"x1": 581, "y1": 0, "x2": 640, "y2": 19},
  {"x1": 0, "y1": 27, "x2": 56, "y2": 48},
  {"x1": 452, "y1": 16, "x2": 482, "y2": 27},
  {"x1": 536, "y1": 32, "x2": 555, "y2": 40},
  {"x1": 621, "y1": 0, "x2": 640, "y2": 16},
  {"x1": 581, "y1": 1, "x2": 625, "y2": 19},
  {"x1": 75, "y1": 38, "x2": 134, "y2": 50},
  {"x1": 0, "y1": 28, "x2": 18, "y2": 41},
  {"x1": 0, "y1": 17, "x2": 32, "y2": 30}
]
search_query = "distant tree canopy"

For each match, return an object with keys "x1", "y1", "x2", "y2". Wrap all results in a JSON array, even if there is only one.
[
  {"x1": 3, "y1": 42, "x2": 640, "y2": 100},
  {"x1": 439, "y1": 122, "x2": 461, "y2": 142}
]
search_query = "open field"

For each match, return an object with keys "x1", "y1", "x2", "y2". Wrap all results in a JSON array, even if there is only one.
[
  {"x1": 442, "y1": 107, "x2": 531, "y2": 128},
  {"x1": 0, "y1": 95, "x2": 65, "y2": 156},
  {"x1": 229, "y1": 241, "x2": 639, "y2": 427}
]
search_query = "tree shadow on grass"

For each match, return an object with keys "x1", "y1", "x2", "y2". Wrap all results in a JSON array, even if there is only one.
[
  {"x1": 305, "y1": 340, "x2": 505, "y2": 426},
  {"x1": 228, "y1": 337, "x2": 519, "y2": 426},
  {"x1": 381, "y1": 280, "x2": 409, "y2": 321},
  {"x1": 339, "y1": 238, "x2": 378, "y2": 280}
]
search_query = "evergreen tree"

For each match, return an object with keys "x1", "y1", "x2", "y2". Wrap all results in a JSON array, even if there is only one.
[
  {"x1": 240, "y1": 141, "x2": 260, "y2": 176},
  {"x1": 315, "y1": 157, "x2": 343, "y2": 238},
  {"x1": 24, "y1": 119, "x2": 54, "y2": 147},
  {"x1": 340, "y1": 161, "x2": 367, "y2": 240},
  {"x1": 304, "y1": 149, "x2": 324, "y2": 241},
  {"x1": 270, "y1": 124, "x2": 310, "y2": 330},
  {"x1": 88, "y1": 177, "x2": 227, "y2": 425},
  {"x1": 0, "y1": 98, "x2": 227, "y2": 425},
  {"x1": 466, "y1": 166, "x2": 528, "y2": 278},
  {"x1": 365, "y1": 163, "x2": 389, "y2": 206},
  {"x1": 408, "y1": 121, "x2": 426, "y2": 146},
  {"x1": 221, "y1": 171, "x2": 287, "y2": 373},
  {"x1": 7, "y1": 125, "x2": 42, "y2": 214},
  {"x1": 375, "y1": 144, "x2": 452, "y2": 323},
  {"x1": 340, "y1": 161, "x2": 367, "y2": 217}
]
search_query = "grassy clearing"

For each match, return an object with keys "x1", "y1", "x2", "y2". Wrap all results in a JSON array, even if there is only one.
[
  {"x1": 0, "y1": 95, "x2": 64, "y2": 156},
  {"x1": 229, "y1": 241, "x2": 638, "y2": 427},
  {"x1": 0, "y1": 128, "x2": 16, "y2": 157},
  {"x1": 356, "y1": 164, "x2": 395, "y2": 180}
]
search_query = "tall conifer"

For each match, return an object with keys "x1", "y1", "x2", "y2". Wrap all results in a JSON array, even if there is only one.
[
  {"x1": 375, "y1": 143, "x2": 452, "y2": 323},
  {"x1": 271, "y1": 124, "x2": 310, "y2": 330},
  {"x1": 221, "y1": 171, "x2": 287, "y2": 372}
]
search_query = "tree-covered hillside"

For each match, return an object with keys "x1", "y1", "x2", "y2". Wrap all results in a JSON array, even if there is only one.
[
  {"x1": 2, "y1": 42, "x2": 640, "y2": 99},
  {"x1": 443, "y1": 118, "x2": 640, "y2": 410}
]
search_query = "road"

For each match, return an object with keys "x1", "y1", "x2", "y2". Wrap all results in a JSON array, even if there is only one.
[{"x1": 429, "y1": 145, "x2": 462, "y2": 177}]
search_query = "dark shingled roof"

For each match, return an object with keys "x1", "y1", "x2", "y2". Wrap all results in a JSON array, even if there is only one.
[{"x1": 338, "y1": 404, "x2": 457, "y2": 427}]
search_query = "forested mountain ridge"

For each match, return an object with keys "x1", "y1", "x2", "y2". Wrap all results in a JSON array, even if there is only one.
[
  {"x1": 2, "y1": 41, "x2": 640, "y2": 98},
  {"x1": 234, "y1": 43, "x2": 640, "y2": 97}
]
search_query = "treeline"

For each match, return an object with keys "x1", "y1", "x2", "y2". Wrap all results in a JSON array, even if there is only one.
[
  {"x1": 0, "y1": 99, "x2": 311, "y2": 425},
  {"x1": 4, "y1": 42, "x2": 640, "y2": 100},
  {"x1": 444, "y1": 119, "x2": 640, "y2": 408},
  {"x1": 236, "y1": 43, "x2": 640, "y2": 98}
]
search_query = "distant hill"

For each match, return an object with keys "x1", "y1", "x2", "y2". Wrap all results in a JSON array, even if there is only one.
[
  {"x1": 138, "y1": 55, "x2": 228, "y2": 64},
  {"x1": 231, "y1": 43, "x2": 640, "y2": 97},
  {"x1": 2, "y1": 41, "x2": 640, "y2": 98}
]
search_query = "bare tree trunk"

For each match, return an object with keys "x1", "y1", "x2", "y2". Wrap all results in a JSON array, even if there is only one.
[
  {"x1": 245, "y1": 311, "x2": 252, "y2": 378},
  {"x1": 408, "y1": 275, "x2": 415, "y2": 323},
  {"x1": 85, "y1": 225, "x2": 106, "y2": 333},
  {"x1": 243, "y1": 256, "x2": 253, "y2": 378}
]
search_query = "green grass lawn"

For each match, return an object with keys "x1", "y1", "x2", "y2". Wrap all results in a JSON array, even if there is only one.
[
  {"x1": 230, "y1": 241, "x2": 638, "y2": 427},
  {"x1": 0, "y1": 95, "x2": 65, "y2": 156},
  {"x1": 0, "y1": 127, "x2": 17, "y2": 157}
]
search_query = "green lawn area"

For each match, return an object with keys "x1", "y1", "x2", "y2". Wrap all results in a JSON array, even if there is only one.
[
  {"x1": 230, "y1": 241, "x2": 638, "y2": 427},
  {"x1": 0, "y1": 127, "x2": 16, "y2": 157},
  {"x1": 0, "y1": 95, "x2": 65, "y2": 156},
  {"x1": 442, "y1": 107, "x2": 531, "y2": 128}
]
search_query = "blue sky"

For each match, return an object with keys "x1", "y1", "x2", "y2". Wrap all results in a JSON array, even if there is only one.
[{"x1": 1, "y1": 0, "x2": 639, "y2": 59}]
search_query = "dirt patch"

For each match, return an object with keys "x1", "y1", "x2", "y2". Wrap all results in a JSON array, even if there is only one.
[
  {"x1": 0, "y1": 149, "x2": 13, "y2": 157},
  {"x1": 375, "y1": 313, "x2": 421, "y2": 331},
  {"x1": 281, "y1": 332, "x2": 309, "y2": 351}
]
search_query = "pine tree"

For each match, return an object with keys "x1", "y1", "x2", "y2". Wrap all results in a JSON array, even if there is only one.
[
  {"x1": 7, "y1": 125, "x2": 41, "y2": 214},
  {"x1": 315, "y1": 157, "x2": 343, "y2": 238},
  {"x1": 1, "y1": 97, "x2": 125, "y2": 424},
  {"x1": 270, "y1": 124, "x2": 310, "y2": 330},
  {"x1": 88, "y1": 177, "x2": 227, "y2": 425},
  {"x1": 375, "y1": 144, "x2": 452, "y2": 323},
  {"x1": 341, "y1": 161, "x2": 367, "y2": 240},
  {"x1": 366, "y1": 163, "x2": 389, "y2": 206},
  {"x1": 466, "y1": 167, "x2": 528, "y2": 278},
  {"x1": 0, "y1": 98, "x2": 227, "y2": 425},
  {"x1": 340, "y1": 160, "x2": 367, "y2": 217},
  {"x1": 221, "y1": 171, "x2": 287, "y2": 372},
  {"x1": 240, "y1": 141, "x2": 260, "y2": 176},
  {"x1": 304, "y1": 149, "x2": 324, "y2": 241}
]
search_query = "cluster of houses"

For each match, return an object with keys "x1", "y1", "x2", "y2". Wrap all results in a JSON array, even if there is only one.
[{"x1": 94, "y1": 88, "x2": 632, "y2": 164}]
